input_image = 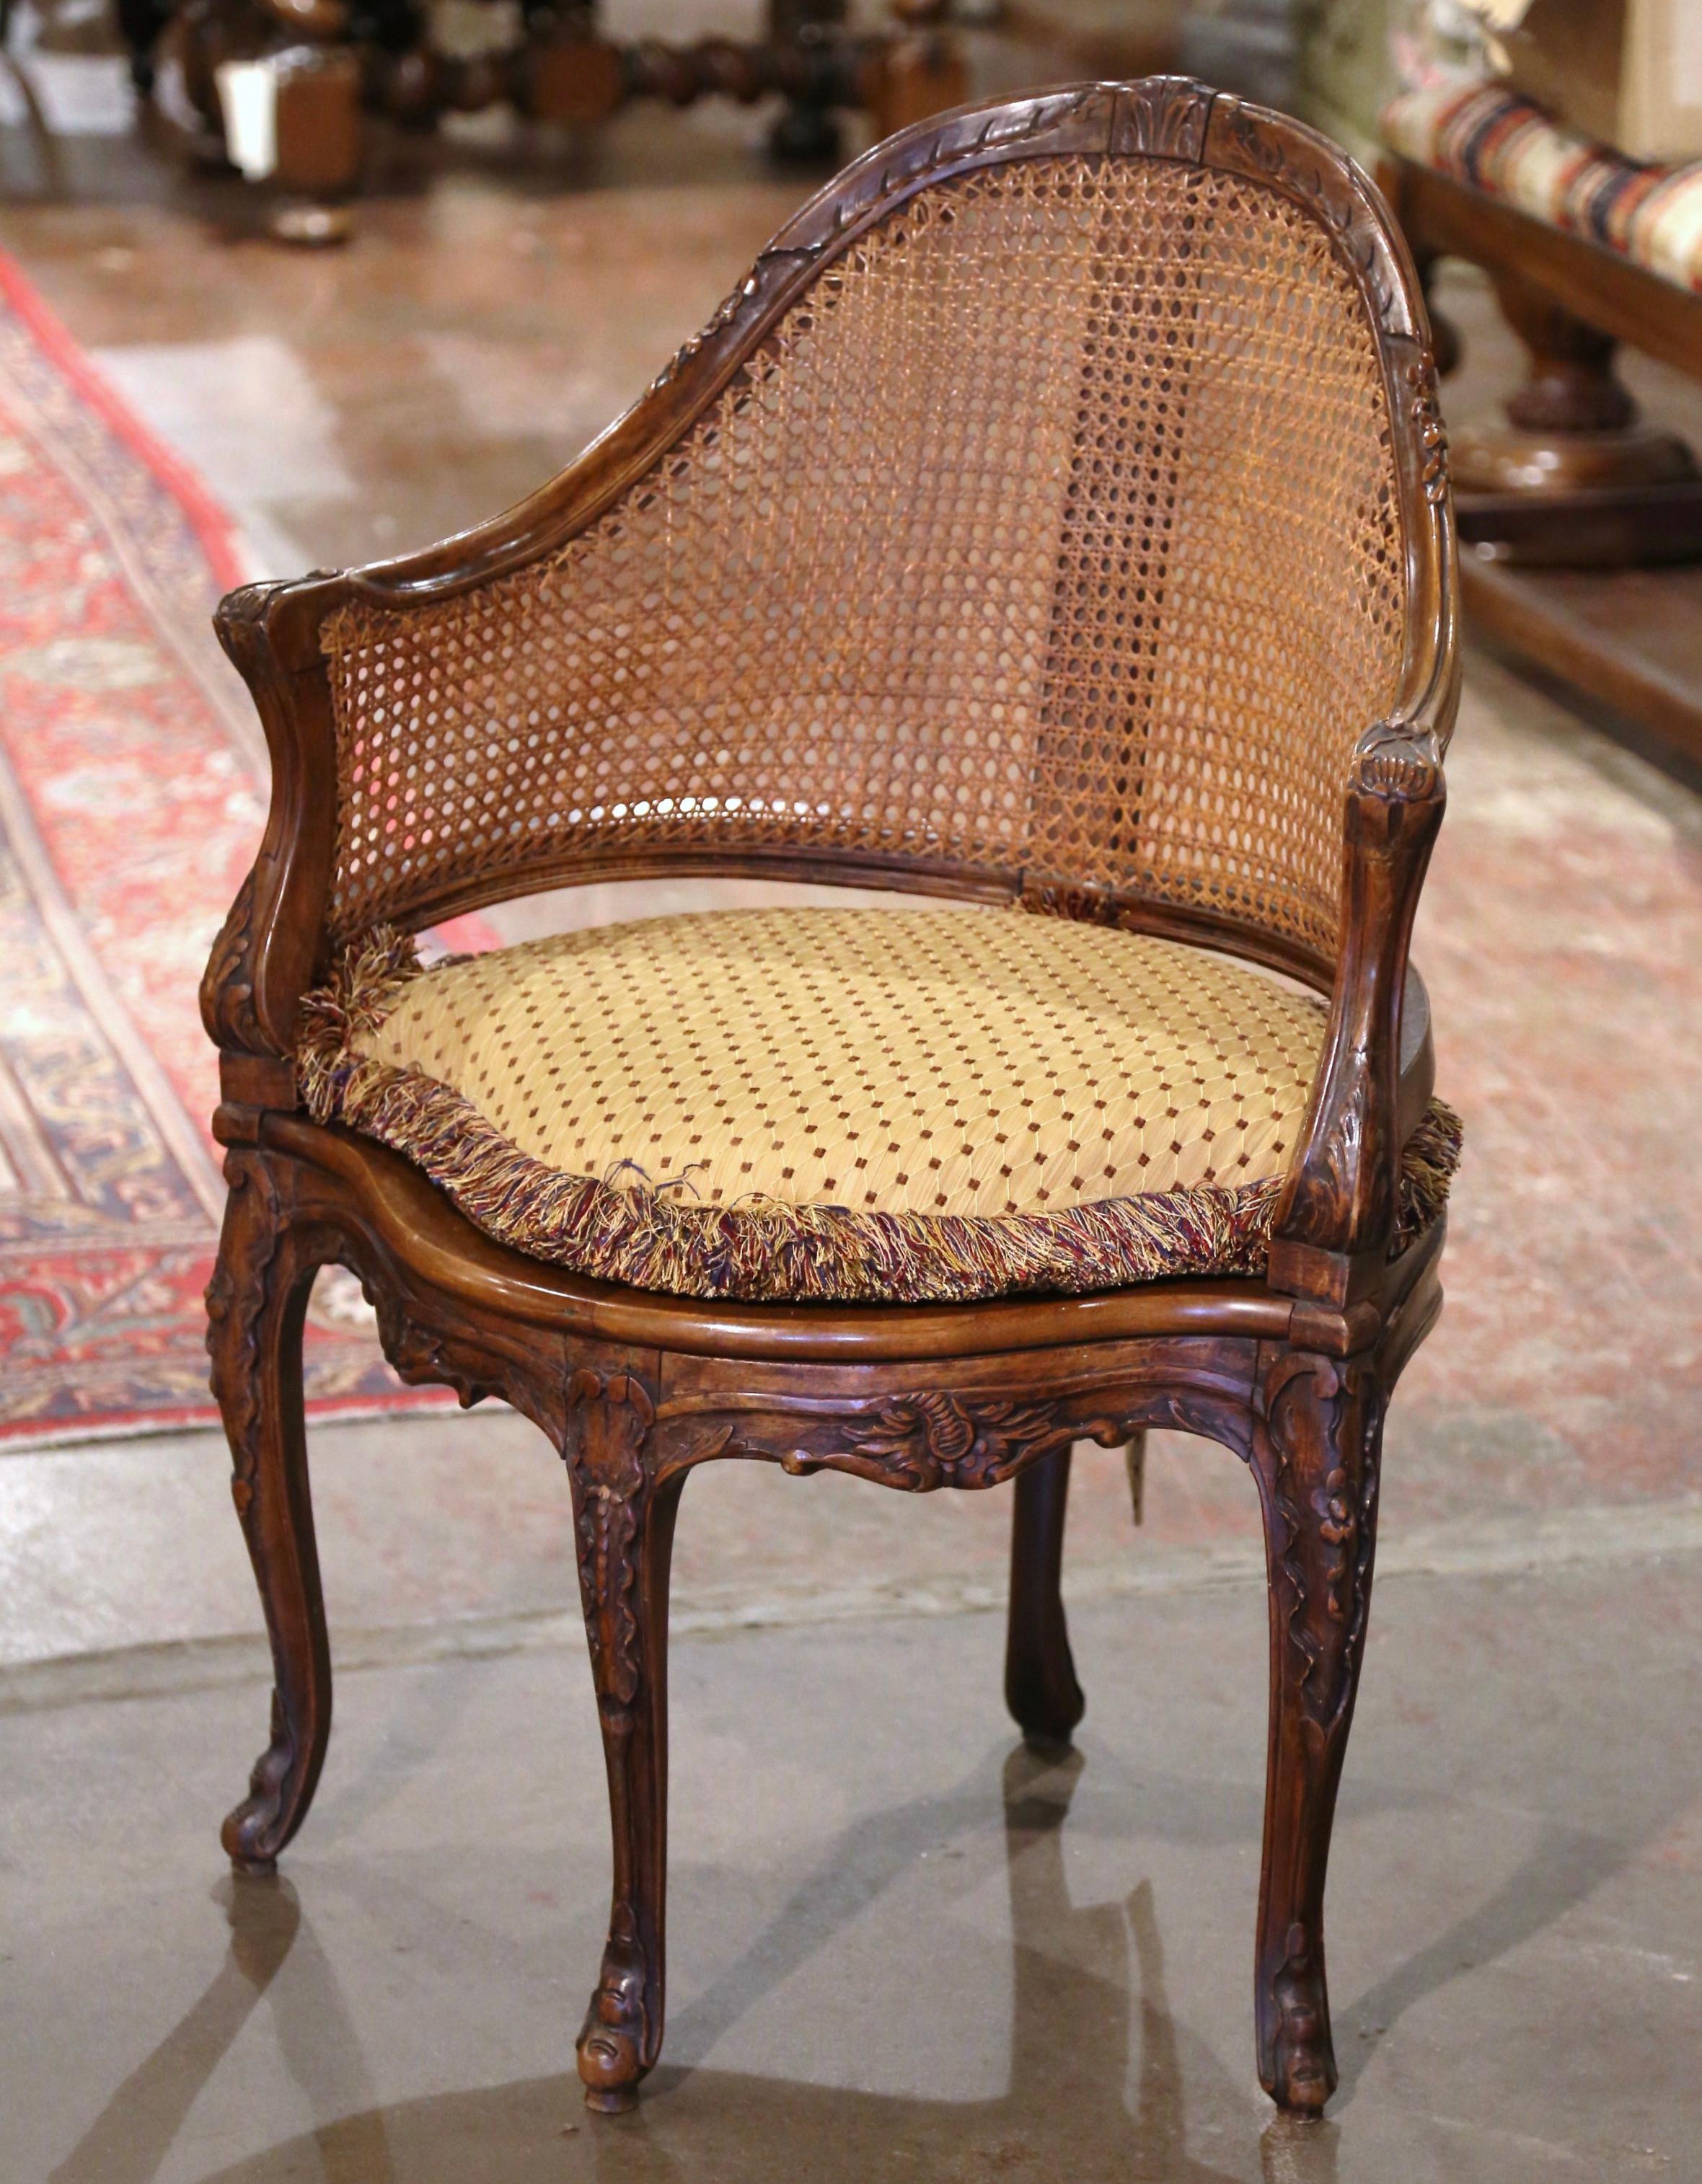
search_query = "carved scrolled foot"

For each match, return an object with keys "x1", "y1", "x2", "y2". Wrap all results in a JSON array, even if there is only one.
[
  {"x1": 577, "y1": 1916, "x2": 650, "y2": 2112},
  {"x1": 221, "y1": 1689, "x2": 304, "y2": 1873},
  {"x1": 1251, "y1": 1348, "x2": 1385, "y2": 2118},
  {"x1": 1261, "y1": 1920, "x2": 1336, "y2": 2116},
  {"x1": 207, "y1": 1151, "x2": 332, "y2": 1873}
]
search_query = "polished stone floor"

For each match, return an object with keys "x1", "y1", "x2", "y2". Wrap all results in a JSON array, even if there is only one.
[
  {"x1": 8, "y1": 1562, "x2": 1701, "y2": 2184},
  {"x1": 3, "y1": 33, "x2": 1702, "y2": 2184}
]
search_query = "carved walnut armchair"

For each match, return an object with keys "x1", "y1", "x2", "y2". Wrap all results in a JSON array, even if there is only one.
[{"x1": 203, "y1": 78, "x2": 1460, "y2": 2121}]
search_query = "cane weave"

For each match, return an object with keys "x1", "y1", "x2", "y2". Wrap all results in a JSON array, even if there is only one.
[
  {"x1": 321, "y1": 154, "x2": 1406, "y2": 963},
  {"x1": 298, "y1": 908, "x2": 1462, "y2": 1304}
]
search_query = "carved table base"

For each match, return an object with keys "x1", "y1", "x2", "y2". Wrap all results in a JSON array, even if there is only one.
[
  {"x1": 138, "y1": 0, "x2": 964, "y2": 241},
  {"x1": 1445, "y1": 272, "x2": 1702, "y2": 567},
  {"x1": 202, "y1": 1116, "x2": 1444, "y2": 2117}
]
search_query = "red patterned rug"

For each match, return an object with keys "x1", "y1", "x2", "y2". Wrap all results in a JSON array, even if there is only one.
[{"x1": 0, "y1": 245, "x2": 452, "y2": 1448}]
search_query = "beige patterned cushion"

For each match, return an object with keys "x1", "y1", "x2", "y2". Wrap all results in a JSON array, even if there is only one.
[{"x1": 300, "y1": 907, "x2": 1455, "y2": 1304}]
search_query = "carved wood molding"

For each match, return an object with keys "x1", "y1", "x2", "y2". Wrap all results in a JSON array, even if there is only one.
[
  {"x1": 1205, "y1": 97, "x2": 1421, "y2": 342},
  {"x1": 581, "y1": 1900, "x2": 652, "y2": 2095},
  {"x1": 1258, "y1": 1350, "x2": 1383, "y2": 1748},
  {"x1": 206, "y1": 578, "x2": 340, "y2": 1061},
  {"x1": 1276, "y1": 730, "x2": 1449, "y2": 1282},
  {"x1": 839, "y1": 1392, "x2": 1066, "y2": 1492},
  {"x1": 1408, "y1": 350, "x2": 1450, "y2": 506},
  {"x1": 1269, "y1": 1919, "x2": 1330, "y2": 2108},
  {"x1": 367, "y1": 1284, "x2": 513, "y2": 1412},
  {"x1": 204, "y1": 1151, "x2": 286, "y2": 1521},
  {"x1": 1353, "y1": 715, "x2": 1445, "y2": 804},
  {"x1": 200, "y1": 867, "x2": 271, "y2": 1058},
  {"x1": 660, "y1": 1364, "x2": 1258, "y2": 1490},
  {"x1": 1111, "y1": 76, "x2": 1214, "y2": 160},
  {"x1": 213, "y1": 1134, "x2": 573, "y2": 1438},
  {"x1": 647, "y1": 81, "x2": 1211, "y2": 400},
  {"x1": 565, "y1": 1369, "x2": 658, "y2": 1716}
]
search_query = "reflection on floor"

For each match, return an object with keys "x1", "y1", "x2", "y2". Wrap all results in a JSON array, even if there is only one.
[{"x1": 8, "y1": 1569, "x2": 1700, "y2": 2183}]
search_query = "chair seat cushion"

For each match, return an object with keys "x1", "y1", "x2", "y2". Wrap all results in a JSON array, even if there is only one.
[
  {"x1": 1383, "y1": 83, "x2": 1702, "y2": 295},
  {"x1": 299, "y1": 908, "x2": 1459, "y2": 1304}
]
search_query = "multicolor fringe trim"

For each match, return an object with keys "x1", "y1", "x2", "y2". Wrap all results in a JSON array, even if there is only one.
[{"x1": 297, "y1": 929, "x2": 1463, "y2": 1307}]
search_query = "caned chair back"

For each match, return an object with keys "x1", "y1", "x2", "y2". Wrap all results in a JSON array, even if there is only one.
[{"x1": 315, "y1": 85, "x2": 1437, "y2": 983}]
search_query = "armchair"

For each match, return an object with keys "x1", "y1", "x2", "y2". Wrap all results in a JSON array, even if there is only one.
[{"x1": 202, "y1": 77, "x2": 1461, "y2": 2121}]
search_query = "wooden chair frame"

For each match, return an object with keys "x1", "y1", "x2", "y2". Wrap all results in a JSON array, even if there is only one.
[{"x1": 201, "y1": 78, "x2": 1458, "y2": 2120}]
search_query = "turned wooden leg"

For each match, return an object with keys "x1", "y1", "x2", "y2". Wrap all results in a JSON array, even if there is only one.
[
  {"x1": 206, "y1": 1152, "x2": 332, "y2": 1875},
  {"x1": 563, "y1": 1368, "x2": 681, "y2": 2114},
  {"x1": 1004, "y1": 1447, "x2": 1084, "y2": 1752},
  {"x1": 113, "y1": 0, "x2": 169, "y2": 94},
  {"x1": 766, "y1": 0, "x2": 845, "y2": 161},
  {"x1": 1448, "y1": 266, "x2": 1702, "y2": 565},
  {"x1": 1249, "y1": 1351, "x2": 1384, "y2": 2116},
  {"x1": 1452, "y1": 267, "x2": 1689, "y2": 488},
  {"x1": 1408, "y1": 238, "x2": 1459, "y2": 379}
]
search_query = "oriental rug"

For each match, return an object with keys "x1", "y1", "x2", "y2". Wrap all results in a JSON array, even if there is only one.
[{"x1": 0, "y1": 244, "x2": 451, "y2": 1447}]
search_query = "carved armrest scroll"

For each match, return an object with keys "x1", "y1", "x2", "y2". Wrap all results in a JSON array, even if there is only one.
[{"x1": 200, "y1": 578, "x2": 343, "y2": 1080}]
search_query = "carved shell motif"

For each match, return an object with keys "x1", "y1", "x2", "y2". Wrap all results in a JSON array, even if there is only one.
[
  {"x1": 847, "y1": 1392, "x2": 1062, "y2": 1490},
  {"x1": 1354, "y1": 717, "x2": 1442, "y2": 803}
]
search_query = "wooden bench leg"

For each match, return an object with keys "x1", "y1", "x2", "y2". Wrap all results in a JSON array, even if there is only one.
[
  {"x1": 1452, "y1": 268, "x2": 1702, "y2": 565},
  {"x1": 1250, "y1": 1351, "x2": 1385, "y2": 2116},
  {"x1": 766, "y1": 0, "x2": 845, "y2": 161},
  {"x1": 1409, "y1": 237, "x2": 1460, "y2": 379},
  {"x1": 563, "y1": 1369, "x2": 681, "y2": 2113},
  {"x1": 1005, "y1": 1446, "x2": 1086, "y2": 1752},
  {"x1": 207, "y1": 1150, "x2": 334, "y2": 1875}
]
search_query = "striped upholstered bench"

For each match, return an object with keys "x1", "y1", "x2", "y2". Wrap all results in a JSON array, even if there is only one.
[
  {"x1": 1377, "y1": 81, "x2": 1702, "y2": 765},
  {"x1": 1384, "y1": 82, "x2": 1702, "y2": 296}
]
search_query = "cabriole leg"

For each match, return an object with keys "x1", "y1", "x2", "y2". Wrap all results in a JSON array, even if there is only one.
[
  {"x1": 563, "y1": 1369, "x2": 681, "y2": 2113},
  {"x1": 1004, "y1": 1446, "x2": 1084, "y2": 1751},
  {"x1": 206, "y1": 1151, "x2": 332, "y2": 1874},
  {"x1": 1251, "y1": 1351, "x2": 1384, "y2": 2115}
]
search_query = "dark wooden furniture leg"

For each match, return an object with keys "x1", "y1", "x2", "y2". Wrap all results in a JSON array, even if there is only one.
[
  {"x1": 206, "y1": 1151, "x2": 334, "y2": 1874},
  {"x1": 114, "y1": 0, "x2": 169, "y2": 92},
  {"x1": 1408, "y1": 237, "x2": 1459, "y2": 379},
  {"x1": 1248, "y1": 1348, "x2": 1383, "y2": 2113},
  {"x1": 765, "y1": 0, "x2": 845, "y2": 161},
  {"x1": 1005, "y1": 1446, "x2": 1085, "y2": 1751},
  {"x1": 1449, "y1": 265, "x2": 1701, "y2": 557},
  {"x1": 563, "y1": 1367, "x2": 684, "y2": 2113}
]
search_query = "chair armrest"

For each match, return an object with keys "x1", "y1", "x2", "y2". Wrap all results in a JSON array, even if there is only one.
[
  {"x1": 199, "y1": 577, "x2": 343, "y2": 1091},
  {"x1": 1267, "y1": 697, "x2": 1455, "y2": 1310},
  {"x1": 1263, "y1": 253, "x2": 1460, "y2": 1313}
]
